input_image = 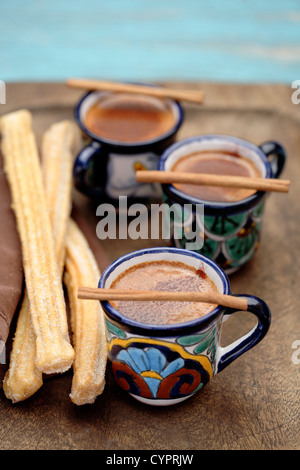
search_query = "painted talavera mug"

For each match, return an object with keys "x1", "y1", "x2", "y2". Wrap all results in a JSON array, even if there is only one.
[
  {"x1": 158, "y1": 135, "x2": 286, "y2": 273},
  {"x1": 73, "y1": 88, "x2": 184, "y2": 203},
  {"x1": 99, "y1": 247, "x2": 271, "y2": 406}
]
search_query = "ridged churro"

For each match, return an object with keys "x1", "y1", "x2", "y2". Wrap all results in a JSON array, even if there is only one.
[
  {"x1": 3, "y1": 118, "x2": 80, "y2": 401},
  {"x1": 0, "y1": 110, "x2": 74, "y2": 375},
  {"x1": 64, "y1": 219, "x2": 107, "y2": 405},
  {"x1": 2, "y1": 111, "x2": 107, "y2": 404},
  {"x1": 42, "y1": 120, "x2": 81, "y2": 273},
  {"x1": 3, "y1": 293, "x2": 43, "y2": 403}
]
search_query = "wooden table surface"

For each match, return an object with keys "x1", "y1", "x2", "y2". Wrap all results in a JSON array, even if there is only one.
[{"x1": 0, "y1": 82, "x2": 299, "y2": 451}]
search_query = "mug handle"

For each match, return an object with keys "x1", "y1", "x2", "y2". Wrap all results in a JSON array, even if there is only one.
[
  {"x1": 216, "y1": 295, "x2": 271, "y2": 374},
  {"x1": 259, "y1": 141, "x2": 286, "y2": 179},
  {"x1": 73, "y1": 141, "x2": 108, "y2": 199}
]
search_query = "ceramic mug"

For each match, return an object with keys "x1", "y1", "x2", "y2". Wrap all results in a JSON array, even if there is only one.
[
  {"x1": 99, "y1": 247, "x2": 271, "y2": 406},
  {"x1": 158, "y1": 135, "x2": 286, "y2": 273},
  {"x1": 73, "y1": 89, "x2": 184, "y2": 203}
]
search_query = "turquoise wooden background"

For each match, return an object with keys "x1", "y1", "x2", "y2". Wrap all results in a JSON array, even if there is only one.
[{"x1": 1, "y1": 0, "x2": 299, "y2": 83}]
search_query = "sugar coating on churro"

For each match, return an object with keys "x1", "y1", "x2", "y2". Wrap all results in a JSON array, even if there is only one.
[
  {"x1": 0, "y1": 110, "x2": 75, "y2": 374},
  {"x1": 64, "y1": 219, "x2": 107, "y2": 406},
  {"x1": 3, "y1": 118, "x2": 80, "y2": 402},
  {"x1": 42, "y1": 120, "x2": 81, "y2": 273},
  {"x1": 3, "y1": 293, "x2": 43, "y2": 403}
]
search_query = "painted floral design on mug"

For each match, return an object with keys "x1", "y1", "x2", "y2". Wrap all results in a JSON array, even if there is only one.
[
  {"x1": 106, "y1": 320, "x2": 215, "y2": 400},
  {"x1": 166, "y1": 195, "x2": 266, "y2": 272}
]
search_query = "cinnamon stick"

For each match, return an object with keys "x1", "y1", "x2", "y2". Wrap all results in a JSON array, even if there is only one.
[
  {"x1": 136, "y1": 170, "x2": 290, "y2": 193},
  {"x1": 67, "y1": 78, "x2": 204, "y2": 104},
  {"x1": 77, "y1": 287, "x2": 248, "y2": 311}
]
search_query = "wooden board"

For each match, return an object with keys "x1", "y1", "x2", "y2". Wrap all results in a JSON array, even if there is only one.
[{"x1": 0, "y1": 82, "x2": 299, "y2": 450}]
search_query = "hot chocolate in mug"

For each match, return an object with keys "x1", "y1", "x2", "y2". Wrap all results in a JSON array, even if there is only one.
[
  {"x1": 99, "y1": 247, "x2": 271, "y2": 406},
  {"x1": 158, "y1": 135, "x2": 286, "y2": 273},
  {"x1": 73, "y1": 87, "x2": 184, "y2": 203}
]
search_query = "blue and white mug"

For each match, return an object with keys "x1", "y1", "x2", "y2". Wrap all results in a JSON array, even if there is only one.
[
  {"x1": 73, "y1": 89, "x2": 184, "y2": 203},
  {"x1": 99, "y1": 247, "x2": 271, "y2": 406},
  {"x1": 158, "y1": 135, "x2": 286, "y2": 273}
]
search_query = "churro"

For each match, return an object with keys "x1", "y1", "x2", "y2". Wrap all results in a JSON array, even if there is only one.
[
  {"x1": 0, "y1": 110, "x2": 74, "y2": 374},
  {"x1": 64, "y1": 219, "x2": 107, "y2": 405},
  {"x1": 3, "y1": 118, "x2": 80, "y2": 401},
  {"x1": 3, "y1": 293, "x2": 42, "y2": 403},
  {"x1": 42, "y1": 120, "x2": 81, "y2": 272},
  {"x1": 2, "y1": 112, "x2": 106, "y2": 404}
]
